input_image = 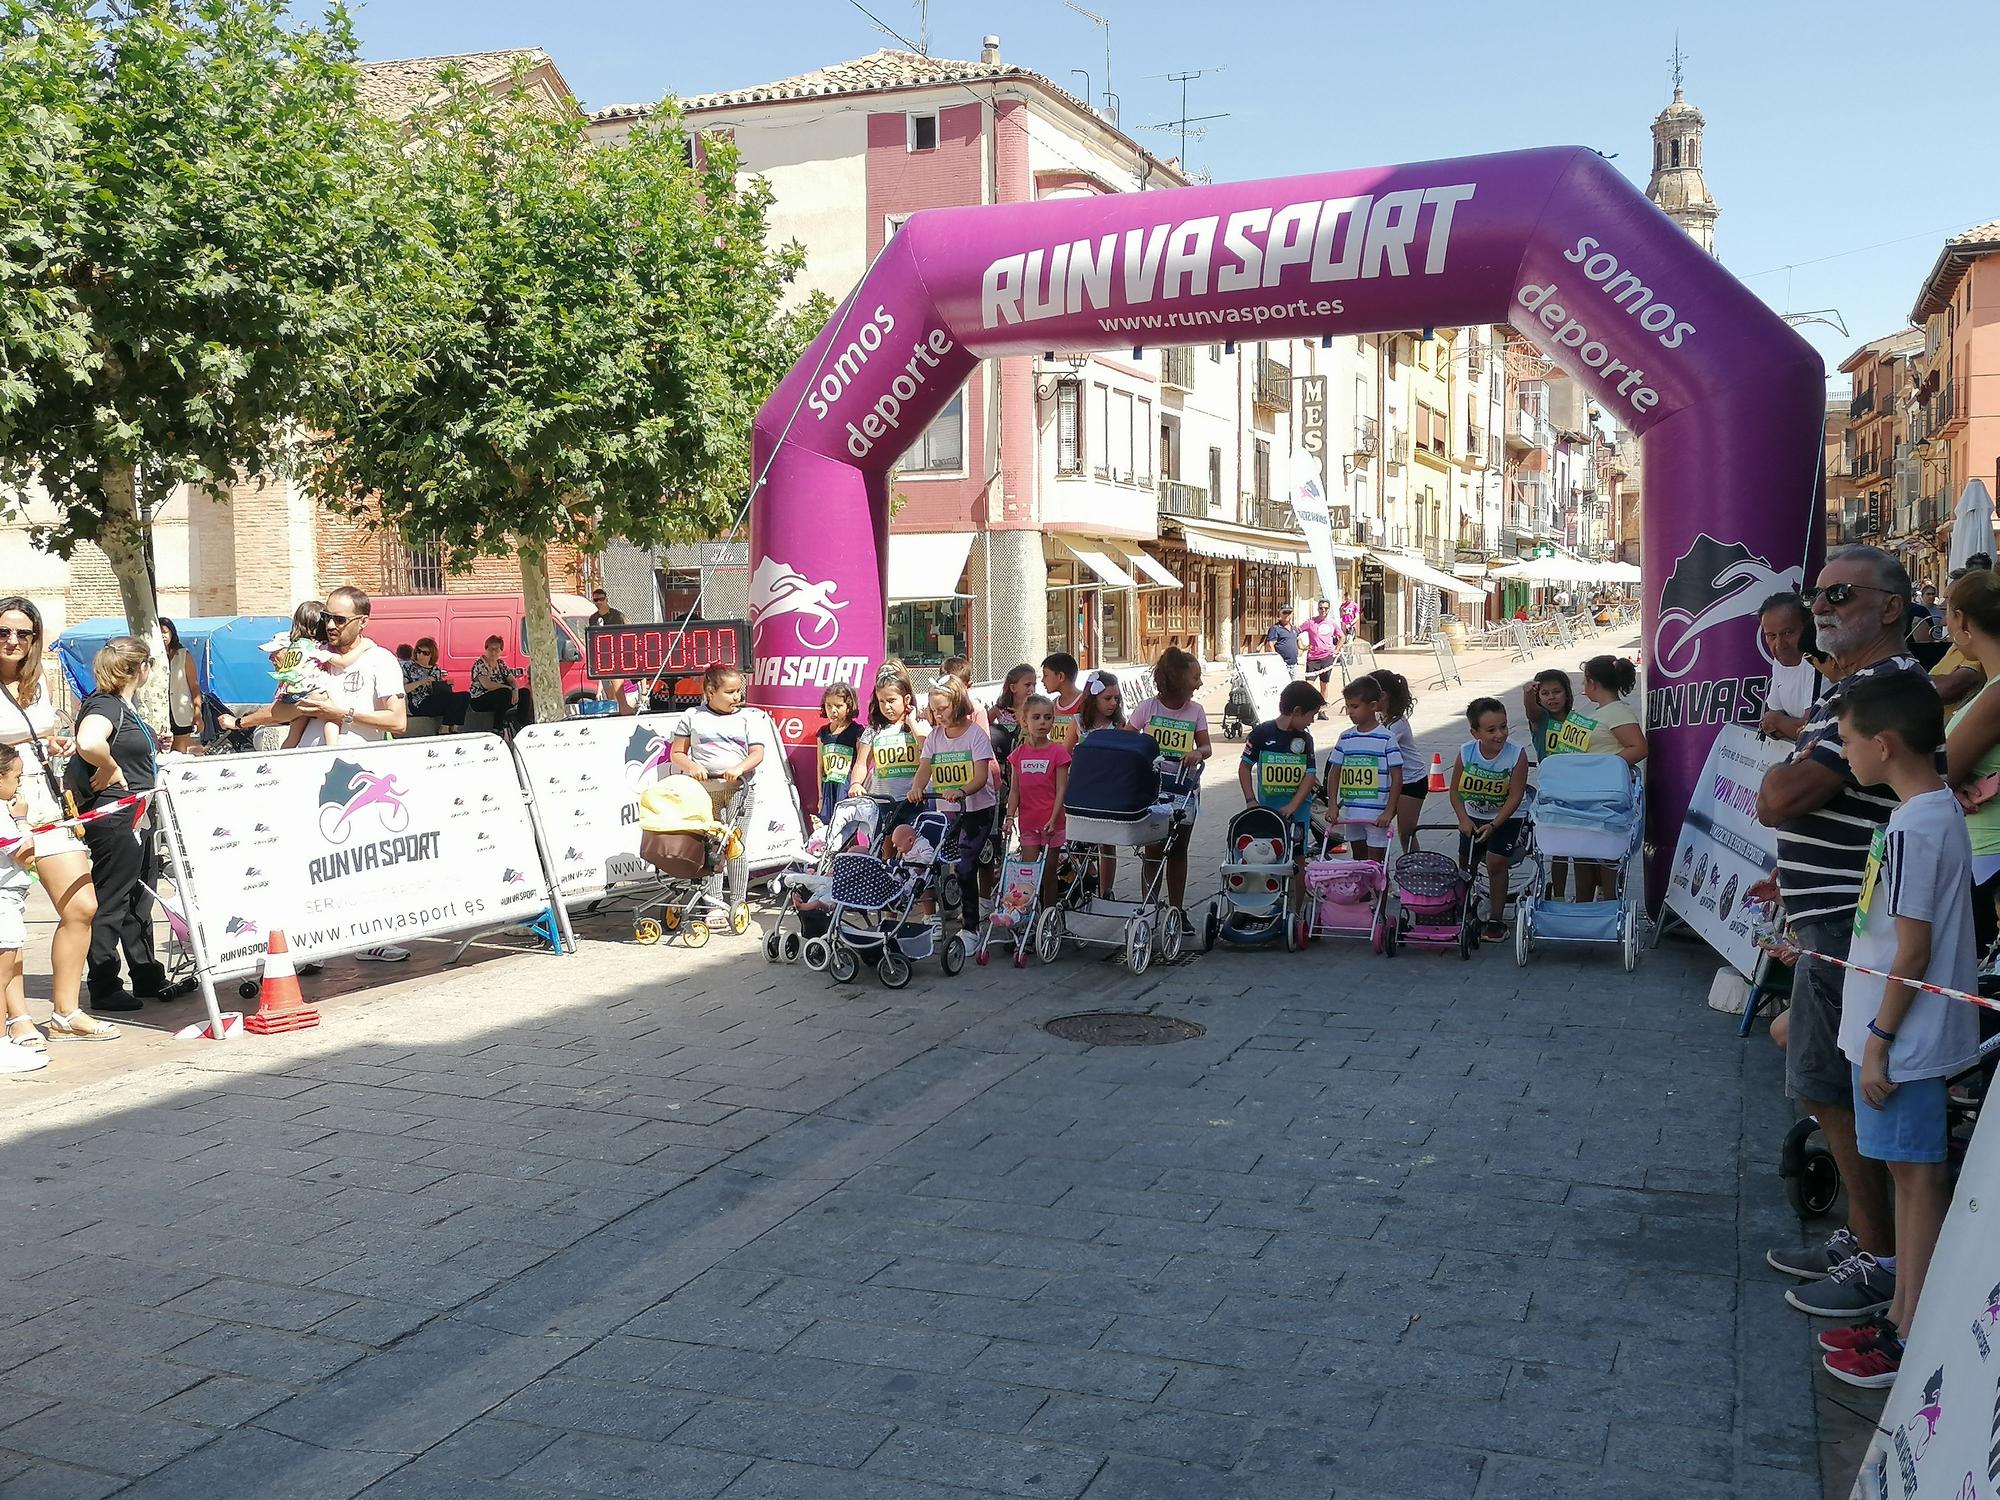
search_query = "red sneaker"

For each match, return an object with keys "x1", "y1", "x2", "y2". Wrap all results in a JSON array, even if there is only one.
[
  {"x1": 1824, "y1": 1333, "x2": 1903, "y2": 1390},
  {"x1": 1818, "y1": 1316, "x2": 1894, "y2": 1354}
]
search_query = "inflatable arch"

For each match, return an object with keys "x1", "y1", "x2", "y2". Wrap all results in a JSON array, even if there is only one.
[{"x1": 748, "y1": 146, "x2": 1825, "y2": 884}]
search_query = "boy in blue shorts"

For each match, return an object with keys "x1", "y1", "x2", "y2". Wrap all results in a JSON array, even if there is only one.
[
  {"x1": 1803, "y1": 672, "x2": 1978, "y2": 1388},
  {"x1": 1239, "y1": 680, "x2": 1324, "y2": 861}
]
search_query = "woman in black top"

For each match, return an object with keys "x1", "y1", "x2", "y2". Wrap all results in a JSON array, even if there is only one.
[{"x1": 66, "y1": 637, "x2": 164, "y2": 1010}]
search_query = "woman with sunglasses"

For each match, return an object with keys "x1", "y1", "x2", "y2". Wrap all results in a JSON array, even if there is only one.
[
  {"x1": 401, "y1": 637, "x2": 469, "y2": 732},
  {"x1": 0, "y1": 598, "x2": 111, "y2": 1038}
]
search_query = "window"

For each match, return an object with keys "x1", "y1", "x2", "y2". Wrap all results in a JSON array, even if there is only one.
[
  {"x1": 899, "y1": 389, "x2": 965, "y2": 474},
  {"x1": 1208, "y1": 344, "x2": 1222, "y2": 362},
  {"x1": 1254, "y1": 439, "x2": 1272, "y2": 502},
  {"x1": 1110, "y1": 389, "x2": 1135, "y2": 481},
  {"x1": 884, "y1": 212, "x2": 911, "y2": 242},
  {"x1": 384, "y1": 533, "x2": 445, "y2": 594},
  {"x1": 909, "y1": 113, "x2": 939, "y2": 151},
  {"x1": 1208, "y1": 446, "x2": 1223, "y2": 506},
  {"x1": 1670, "y1": 139, "x2": 1681, "y2": 168},
  {"x1": 657, "y1": 567, "x2": 700, "y2": 620},
  {"x1": 1056, "y1": 380, "x2": 1083, "y2": 476},
  {"x1": 1137, "y1": 398, "x2": 1153, "y2": 485}
]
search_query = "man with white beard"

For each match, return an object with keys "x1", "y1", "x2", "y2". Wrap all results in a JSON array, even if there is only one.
[{"x1": 1754, "y1": 546, "x2": 1933, "y2": 1321}]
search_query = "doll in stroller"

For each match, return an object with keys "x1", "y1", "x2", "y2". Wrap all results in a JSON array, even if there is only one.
[
  {"x1": 766, "y1": 795, "x2": 881, "y2": 967},
  {"x1": 807, "y1": 801, "x2": 968, "y2": 987},
  {"x1": 631, "y1": 774, "x2": 748, "y2": 948}
]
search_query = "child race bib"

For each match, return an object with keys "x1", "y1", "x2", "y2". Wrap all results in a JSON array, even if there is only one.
[
  {"x1": 1336, "y1": 755, "x2": 1383, "y2": 805},
  {"x1": 1258, "y1": 752, "x2": 1308, "y2": 806},
  {"x1": 1854, "y1": 826, "x2": 1887, "y2": 935},
  {"x1": 818, "y1": 741, "x2": 854, "y2": 785},
  {"x1": 872, "y1": 732, "x2": 920, "y2": 778},
  {"x1": 1458, "y1": 762, "x2": 1512, "y2": 810},
  {"x1": 1554, "y1": 713, "x2": 1596, "y2": 754},
  {"x1": 1145, "y1": 714, "x2": 1197, "y2": 758},
  {"x1": 1051, "y1": 706, "x2": 1080, "y2": 747},
  {"x1": 929, "y1": 749, "x2": 975, "y2": 791}
]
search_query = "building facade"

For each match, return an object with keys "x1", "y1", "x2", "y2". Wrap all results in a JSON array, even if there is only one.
[{"x1": 1910, "y1": 223, "x2": 2000, "y2": 575}]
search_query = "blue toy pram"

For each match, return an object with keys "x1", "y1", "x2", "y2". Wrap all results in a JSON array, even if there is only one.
[
  {"x1": 814, "y1": 807, "x2": 968, "y2": 988},
  {"x1": 1515, "y1": 753, "x2": 1643, "y2": 971}
]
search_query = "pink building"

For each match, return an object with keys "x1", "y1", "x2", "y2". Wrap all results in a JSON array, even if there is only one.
[
  {"x1": 591, "y1": 40, "x2": 1314, "y2": 677},
  {"x1": 1911, "y1": 222, "x2": 2000, "y2": 549}
]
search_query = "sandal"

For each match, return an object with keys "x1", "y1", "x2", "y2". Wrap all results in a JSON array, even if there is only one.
[
  {"x1": 44, "y1": 1009, "x2": 120, "y2": 1040},
  {"x1": 1481, "y1": 921, "x2": 1507, "y2": 942},
  {"x1": 4, "y1": 1016, "x2": 45, "y2": 1052}
]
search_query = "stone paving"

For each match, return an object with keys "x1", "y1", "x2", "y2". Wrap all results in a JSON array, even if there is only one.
[{"x1": 0, "y1": 636, "x2": 1837, "y2": 1499}]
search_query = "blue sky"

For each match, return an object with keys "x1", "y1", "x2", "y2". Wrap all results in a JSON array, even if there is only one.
[{"x1": 350, "y1": 0, "x2": 2000, "y2": 385}]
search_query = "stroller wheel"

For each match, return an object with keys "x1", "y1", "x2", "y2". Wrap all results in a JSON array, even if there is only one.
[
  {"x1": 237, "y1": 979, "x2": 260, "y2": 1001},
  {"x1": 731, "y1": 902, "x2": 752, "y2": 936},
  {"x1": 1514, "y1": 913, "x2": 1532, "y2": 967},
  {"x1": 1203, "y1": 905, "x2": 1220, "y2": 952},
  {"x1": 1621, "y1": 909, "x2": 1640, "y2": 972},
  {"x1": 660, "y1": 906, "x2": 682, "y2": 931},
  {"x1": 1789, "y1": 1141, "x2": 1842, "y2": 1220},
  {"x1": 940, "y1": 880, "x2": 963, "y2": 914},
  {"x1": 941, "y1": 936, "x2": 966, "y2": 975},
  {"x1": 1158, "y1": 907, "x2": 1188, "y2": 964},
  {"x1": 878, "y1": 952, "x2": 913, "y2": 989},
  {"x1": 827, "y1": 945, "x2": 858, "y2": 982},
  {"x1": 1013, "y1": 949, "x2": 1028, "y2": 968},
  {"x1": 1035, "y1": 909, "x2": 1064, "y2": 964},
  {"x1": 683, "y1": 921, "x2": 712, "y2": 949},
  {"x1": 1127, "y1": 919, "x2": 1154, "y2": 975},
  {"x1": 763, "y1": 930, "x2": 783, "y2": 963},
  {"x1": 634, "y1": 918, "x2": 663, "y2": 945},
  {"x1": 1457, "y1": 918, "x2": 1474, "y2": 961},
  {"x1": 780, "y1": 932, "x2": 803, "y2": 964},
  {"x1": 801, "y1": 936, "x2": 831, "y2": 972}
]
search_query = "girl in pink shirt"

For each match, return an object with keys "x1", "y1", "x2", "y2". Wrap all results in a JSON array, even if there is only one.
[{"x1": 1005, "y1": 696, "x2": 1071, "y2": 907}]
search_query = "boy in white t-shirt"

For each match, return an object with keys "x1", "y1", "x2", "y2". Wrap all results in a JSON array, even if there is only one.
[{"x1": 1805, "y1": 673, "x2": 1979, "y2": 1389}]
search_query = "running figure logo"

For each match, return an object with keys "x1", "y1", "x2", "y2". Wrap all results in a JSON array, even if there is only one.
[
  {"x1": 1652, "y1": 534, "x2": 1801, "y2": 681},
  {"x1": 317, "y1": 759, "x2": 411, "y2": 845},
  {"x1": 749, "y1": 556, "x2": 847, "y2": 650}
]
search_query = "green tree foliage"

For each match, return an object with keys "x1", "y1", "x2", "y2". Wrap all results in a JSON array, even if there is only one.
[
  {"x1": 301, "y1": 71, "x2": 825, "y2": 718},
  {"x1": 0, "y1": 0, "x2": 415, "y2": 725}
]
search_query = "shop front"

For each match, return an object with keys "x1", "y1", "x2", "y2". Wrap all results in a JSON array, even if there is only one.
[
  {"x1": 1044, "y1": 539, "x2": 1142, "y2": 669},
  {"x1": 885, "y1": 531, "x2": 975, "y2": 670},
  {"x1": 1166, "y1": 516, "x2": 1320, "y2": 659}
]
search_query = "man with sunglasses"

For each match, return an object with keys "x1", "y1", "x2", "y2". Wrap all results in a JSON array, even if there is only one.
[{"x1": 1757, "y1": 547, "x2": 1931, "y2": 1315}]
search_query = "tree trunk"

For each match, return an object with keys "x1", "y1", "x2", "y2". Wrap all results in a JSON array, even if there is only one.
[
  {"x1": 99, "y1": 459, "x2": 171, "y2": 734},
  {"x1": 518, "y1": 542, "x2": 564, "y2": 725}
]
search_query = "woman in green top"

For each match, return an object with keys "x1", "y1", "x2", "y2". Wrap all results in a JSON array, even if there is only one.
[{"x1": 1942, "y1": 569, "x2": 2000, "y2": 949}]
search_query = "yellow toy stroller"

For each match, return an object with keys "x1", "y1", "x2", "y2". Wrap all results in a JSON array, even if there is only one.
[{"x1": 632, "y1": 774, "x2": 749, "y2": 947}]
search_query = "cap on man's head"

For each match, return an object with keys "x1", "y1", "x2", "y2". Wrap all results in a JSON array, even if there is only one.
[
  {"x1": 592, "y1": 589, "x2": 607, "y2": 599},
  {"x1": 1279, "y1": 604, "x2": 1293, "y2": 614}
]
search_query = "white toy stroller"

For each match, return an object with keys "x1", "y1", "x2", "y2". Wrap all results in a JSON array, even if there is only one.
[
  {"x1": 1516, "y1": 754, "x2": 1643, "y2": 971},
  {"x1": 1214, "y1": 803, "x2": 1299, "y2": 949},
  {"x1": 1042, "y1": 733, "x2": 1199, "y2": 974},
  {"x1": 766, "y1": 796, "x2": 880, "y2": 967},
  {"x1": 807, "y1": 807, "x2": 968, "y2": 988}
]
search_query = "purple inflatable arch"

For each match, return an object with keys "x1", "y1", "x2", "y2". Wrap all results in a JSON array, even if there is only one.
[{"x1": 748, "y1": 145, "x2": 1825, "y2": 886}]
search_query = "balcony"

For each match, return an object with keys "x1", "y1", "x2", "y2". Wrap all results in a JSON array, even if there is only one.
[
  {"x1": 1507, "y1": 403, "x2": 1550, "y2": 451},
  {"x1": 1160, "y1": 347, "x2": 1196, "y2": 392},
  {"x1": 1352, "y1": 416, "x2": 1378, "y2": 458},
  {"x1": 1458, "y1": 427, "x2": 1486, "y2": 470},
  {"x1": 1253, "y1": 357, "x2": 1291, "y2": 410},
  {"x1": 1157, "y1": 478, "x2": 1210, "y2": 517},
  {"x1": 1384, "y1": 427, "x2": 1407, "y2": 476},
  {"x1": 1849, "y1": 388, "x2": 1876, "y2": 421},
  {"x1": 1423, "y1": 538, "x2": 1459, "y2": 569},
  {"x1": 1936, "y1": 379, "x2": 1961, "y2": 434},
  {"x1": 1245, "y1": 496, "x2": 1297, "y2": 532},
  {"x1": 1827, "y1": 453, "x2": 1853, "y2": 478}
]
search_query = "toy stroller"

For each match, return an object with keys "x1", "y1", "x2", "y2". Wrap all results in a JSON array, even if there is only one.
[
  {"x1": 977, "y1": 844, "x2": 1058, "y2": 968},
  {"x1": 1390, "y1": 829, "x2": 1481, "y2": 960},
  {"x1": 1517, "y1": 754, "x2": 1643, "y2": 970},
  {"x1": 806, "y1": 805, "x2": 968, "y2": 987},
  {"x1": 631, "y1": 774, "x2": 748, "y2": 948},
  {"x1": 767, "y1": 795, "x2": 880, "y2": 966},
  {"x1": 1298, "y1": 831, "x2": 1392, "y2": 954},
  {"x1": 1213, "y1": 803, "x2": 1296, "y2": 948}
]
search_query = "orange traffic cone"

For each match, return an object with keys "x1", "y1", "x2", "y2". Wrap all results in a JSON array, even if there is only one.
[
  {"x1": 243, "y1": 930, "x2": 319, "y2": 1035},
  {"x1": 1427, "y1": 753, "x2": 1447, "y2": 794}
]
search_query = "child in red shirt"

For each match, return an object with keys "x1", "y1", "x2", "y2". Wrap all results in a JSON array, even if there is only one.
[{"x1": 1005, "y1": 695, "x2": 1071, "y2": 905}]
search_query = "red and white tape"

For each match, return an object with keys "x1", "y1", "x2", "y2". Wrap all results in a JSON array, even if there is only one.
[
  {"x1": 1753, "y1": 922, "x2": 2000, "y2": 1016},
  {"x1": 0, "y1": 792, "x2": 152, "y2": 852}
]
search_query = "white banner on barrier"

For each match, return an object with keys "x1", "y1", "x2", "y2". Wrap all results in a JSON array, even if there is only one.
[
  {"x1": 1232, "y1": 653, "x2": 1293, "y2": 727},
  {"x1": 1663, "y1": 725, "x2": 1789, "y2": 978},
  {"x1": 1851, "y1": 1116, "x2": 2000, "y2": 1499},
  {"x1": 513, "y1": 708, "x2": 808, "y2": 906},
  {"x1": 159, "y1": 735, "x2": 557, "y2": 979}
]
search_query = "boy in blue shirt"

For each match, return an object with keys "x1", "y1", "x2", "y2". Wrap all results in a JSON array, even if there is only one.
[{"x1": 1239, "y1": 681, "x2": 1324, "y2": 859}]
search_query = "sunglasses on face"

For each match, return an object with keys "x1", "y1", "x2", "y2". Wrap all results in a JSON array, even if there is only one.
[
  {"x1": 1807, "y1": 583, "x2": 1891, "y2": 608},
  {"x1": 0, "y1": 628, "x2": 34, "y2": 643},
  {"x1": 324, "y1": 613, "x2": 358, "y2": 627}
]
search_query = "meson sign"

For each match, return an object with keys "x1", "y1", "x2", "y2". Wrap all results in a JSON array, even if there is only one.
[{"x1": 979, "y1": 184, "x2": 1477, "y2": 327}]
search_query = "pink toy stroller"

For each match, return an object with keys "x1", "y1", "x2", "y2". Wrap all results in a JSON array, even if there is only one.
[
  {"x1": 1390, "y1": 828, "x2": 1480, "y2": 960},
  {"x1": 1298, "y1": 847, "x2": 1391, "y2": 953},
  {"x1": 976, "y1": 846, "x2": 1057, "y2": 968}
]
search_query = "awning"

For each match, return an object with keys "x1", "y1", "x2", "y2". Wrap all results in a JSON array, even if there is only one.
[
  {"x1": 1060, "y1": 541, "x2": 1138, "y2": 590},
  {"x1": 1368, "y1": 549, "x2": 1491, "y2": 600},
  {"x1": 1116, "y1": 546, "x2": 1181, "y2": 589},
  {"x1": 887, "y1": 530, "x2": 975, "y2": 604},
  {"x1": 1171, "y1": 517, "x2": 1312, "y2": 567}
]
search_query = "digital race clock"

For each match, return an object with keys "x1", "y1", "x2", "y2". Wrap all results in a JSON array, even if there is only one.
[{"x1": 583, "y1": 619, "x2": 750, "y2": 704}]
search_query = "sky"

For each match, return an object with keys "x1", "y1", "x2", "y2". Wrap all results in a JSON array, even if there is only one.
[{"x1": 347, "y1": 0, "x2": 2000, "y2": 387}]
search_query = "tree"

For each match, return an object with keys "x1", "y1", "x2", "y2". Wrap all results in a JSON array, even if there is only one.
[
  {"x1": 299, "y1": 71, "x2": 824, "y2": 720},
  {"x1": 0, "y1": 0, "x2": 421, "y2": 726}
]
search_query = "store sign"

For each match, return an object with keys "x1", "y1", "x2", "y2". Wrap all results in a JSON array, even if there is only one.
[
  {"x1": 158, "y1": 736, "x2": 556, "y2": 978},
  {"x1": 1296, "y1": 374, "x2": 1329, "y2": 488}
]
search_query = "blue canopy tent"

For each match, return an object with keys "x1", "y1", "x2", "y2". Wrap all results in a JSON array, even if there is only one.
[{"x1": 55, "y1": 615, "x2": 288, "y2": 706}]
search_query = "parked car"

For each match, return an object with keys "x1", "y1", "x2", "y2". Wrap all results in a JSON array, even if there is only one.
[{"x1": 365, "y1": 593, "x2": 599, "y2": 708}]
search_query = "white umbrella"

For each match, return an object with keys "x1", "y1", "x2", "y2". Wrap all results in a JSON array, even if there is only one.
[
  {"x1": 1600, "y1": 561, "x2": 1642, "y2": 583},
  {"x1": 1489, "y1": 556, "x2": 1588, "y2": 583},
  {"x1": 1949, "y1": 480, "x2": 1996, "y2": 572}
]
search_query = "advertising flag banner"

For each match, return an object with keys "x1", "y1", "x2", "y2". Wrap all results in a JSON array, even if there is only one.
[
  {"x1": 158, "y1": 735, "x2": 557, "y2": 979},
  {"x1": 1291, "y1": 471, "x2": 1343, "y2": 613},
  {"x1": 1663, "y1": 724, "x2": 1789, "y2": 977}
]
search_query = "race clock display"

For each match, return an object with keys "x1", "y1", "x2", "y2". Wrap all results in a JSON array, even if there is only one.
[{"x1": 583, "y1": 619, "x2": 750, "y2": 705}]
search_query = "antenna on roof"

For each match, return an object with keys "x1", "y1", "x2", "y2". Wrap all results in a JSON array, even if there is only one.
[
  {"x1": 1144, "y1": 67, "x2": 1226, "y2": 176},
  {"x1": 1064, "y1": 2, "x2": 1112, "y2": 123},
  {"x1": 914, "y1": 0, "x2": 928, "y2": 55}
]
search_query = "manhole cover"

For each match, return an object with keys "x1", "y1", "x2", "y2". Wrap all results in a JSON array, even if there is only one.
[{"x1": 1043, "y1": 1012, "x2": 1204, "y2": 1046}]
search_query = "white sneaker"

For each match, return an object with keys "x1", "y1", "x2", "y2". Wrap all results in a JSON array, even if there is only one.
[
  {"x1": 356, "y1": 946, "x2": 411, "y2": 963},
  {"x1": 0, "y1": 1039, "x2": 49, "y2": 1075}
]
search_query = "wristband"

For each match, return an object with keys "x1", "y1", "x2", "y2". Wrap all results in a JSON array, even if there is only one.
[{"x1": 1866, "y1": 1020, "x2": 1897, "y2": 1044}]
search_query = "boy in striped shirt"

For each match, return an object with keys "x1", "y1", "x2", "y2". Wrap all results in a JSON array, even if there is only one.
[{"x1": 1325, "y1": 677, "x2": 1402, "y2": 858}]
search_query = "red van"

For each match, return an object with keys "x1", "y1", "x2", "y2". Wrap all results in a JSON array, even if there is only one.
[{"x1": 364, "y1": 592, "x2": 599, "y2": 706}]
